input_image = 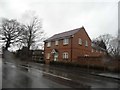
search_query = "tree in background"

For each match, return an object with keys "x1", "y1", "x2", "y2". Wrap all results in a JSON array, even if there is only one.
[
  {"x1": 93, "y1": 34, "x2": 120, "y2": 59},
  {"x1": 0, "y1": 18, "x2": 23, "y2": 50},
  {"x1": 109, "y1": 37, "x2": 120, "y2": 59},
  {"x1": 20, "y1": 17, "x2": 45, "y2": 51}
]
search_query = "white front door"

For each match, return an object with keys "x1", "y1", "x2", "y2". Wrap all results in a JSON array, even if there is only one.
[{"x1": 54, "y1": 53, "x2": 58, "y2": 61}]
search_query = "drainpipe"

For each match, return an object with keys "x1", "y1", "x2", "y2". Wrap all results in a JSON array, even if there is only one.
[{"x1": 71, "y1": 35, "x2": 74, "y2": 62}]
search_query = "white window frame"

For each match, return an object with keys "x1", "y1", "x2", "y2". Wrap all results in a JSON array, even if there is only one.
[
  {"x1": 63, "y1": 52, "x2": 69, "y2": 59},
  {"x1": 55, "y1": 40, "x2": 59, "y2": 46},
  {"x1": 47, "y1": 42, "x2": 51, "y2": 47},
  {"x1": 85, "y1": 40, "x2": 88, "y2": 47},
  {"x1": 46, "y1": 53, "x2": 50, "y2": 59},
  {"x1": 63, "y1": 38, "x2": 69, "y2": 45},
  {"x1": 78, "y1": 38, "x2": 82, "y2": 45}
]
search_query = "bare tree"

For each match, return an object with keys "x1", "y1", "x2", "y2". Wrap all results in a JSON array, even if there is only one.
[
  {"x1": 21, "y1": 17, "x2": 45, "y2": 51},
  {"x1": 0, "y1": 18, "x2": 23, "y2": 50},
  {"x1": 109, "y1": 38, "x2": 120, "y2": 59},
  {"x1": 93, "y1": 34, "x2": 120, "y2": 58}
]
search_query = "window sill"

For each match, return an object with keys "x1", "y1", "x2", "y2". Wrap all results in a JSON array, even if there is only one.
[
  {"x1": 47, "y1": 47, "x2": 51, "y2": 48},
  {"x1": 63, "y1": 59, "x2": 68, "y2": 60},
  {"x1": 79, "y1": 44, "x2": 82, "y2": 46},
  {"x1": 63, "y1": 44, "x2": 68, "y2": 46}
]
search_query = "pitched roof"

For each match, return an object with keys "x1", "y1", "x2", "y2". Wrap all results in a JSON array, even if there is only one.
[{"x1": 45, "y1": 27, "x2": 84, "y2": 42}]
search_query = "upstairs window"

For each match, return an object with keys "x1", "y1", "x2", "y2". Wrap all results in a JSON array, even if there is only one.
[
  {"x1": 78, "y1": 38, "x2": 82, "y2": 45},
  {"x1": 46, "y1": 53, "x2": 50, "y2": 59},
  {"x1": 63, "y1": 38, "x2": 69, "y2": 45},
  {"x1": 63, "y1": 52, "x2": 69, "y2": 59},
  {"x1": 47, "y1": 42, "x2": 51, "y2": 47},
  {"x1": 55, "y1": 40, "x2": 59, "y2": 46},
  {"x1": 85, "y1": 40, "x2": 88, "y2": 47}
]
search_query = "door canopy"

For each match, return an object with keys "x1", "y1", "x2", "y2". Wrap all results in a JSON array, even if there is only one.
[{"x1": 51, "y1": 49, "x2": 58, "y2": 54}]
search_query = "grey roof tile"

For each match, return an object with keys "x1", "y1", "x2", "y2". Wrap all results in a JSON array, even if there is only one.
[{"x1": 45, "y1": 27, "x2": 84, "y2": 42}]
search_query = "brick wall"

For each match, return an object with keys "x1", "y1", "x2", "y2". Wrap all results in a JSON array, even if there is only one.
[
  {"x1": 72, "y1": 28, "x2": 92, "y2": 61},
  {"x1": 44, "y1": 38, "x2": 72, "y2": 62},
  {"x1": 44, "y1": 28, "x2": 105, "y2": 64}
]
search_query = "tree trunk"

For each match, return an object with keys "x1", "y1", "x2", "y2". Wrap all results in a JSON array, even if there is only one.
[{"x1": 5, "y1": 41, "x2": 10, "y2": 50}]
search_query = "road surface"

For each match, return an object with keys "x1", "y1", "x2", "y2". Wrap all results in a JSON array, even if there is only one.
[
  {"x1": 2, "y1": 51, "x2": 120, "y2": 89},
  {"x1": 2, "y1": 60, "x2": 120, "y2": 89},
  {"x1": 2, "y1": 61, "x2": 71, "y2": 88}
]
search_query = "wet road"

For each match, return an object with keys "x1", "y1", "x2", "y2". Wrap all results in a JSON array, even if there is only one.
[
  {"x1": 2, "y1": 51, "x2": 120, "y2": 89},
  {"x1": 2, "y1": 61, "x2": 120, "y2": 89},
  {"x1": 28, "y1": 62, "x2": 120, "y2": 88},
  {"x1": 2, "y1": 61, "x2": 70, "y2": 88}
]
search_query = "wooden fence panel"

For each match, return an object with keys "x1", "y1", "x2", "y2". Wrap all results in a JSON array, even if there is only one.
[{"x1": 77, "y1": 56, "x2": 120, "y2": 71}]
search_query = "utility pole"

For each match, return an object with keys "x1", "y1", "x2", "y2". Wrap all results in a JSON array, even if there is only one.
[{"x1": 118, "y1": 1, "x2": 120, "y2": 56}]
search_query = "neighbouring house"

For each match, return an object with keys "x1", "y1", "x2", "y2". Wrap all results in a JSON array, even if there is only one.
[
  {"x1": 16, "y1": 47, "x2": 44, "y2": 62},
  {"x1": 16, "y1": 47, "x2": 33, "y2": 60},
  {"x1": 91, "y1": 43, "x2": 106, "y2": 57},
  {"x1": 44, "y1": 26, "x2": 106, "y2": 64},
  {"x1": 32, "y1": 50, "x2": 44, "y2": 61}
]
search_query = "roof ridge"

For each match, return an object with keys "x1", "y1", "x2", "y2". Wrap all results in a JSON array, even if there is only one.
[{"x1": 55, "y1": 27, "x2": 82, "y2": 35}]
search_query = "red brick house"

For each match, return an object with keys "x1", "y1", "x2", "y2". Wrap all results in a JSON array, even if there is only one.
[{"x1": 44, "y1": 26, "x2": 105, "y2": 63}]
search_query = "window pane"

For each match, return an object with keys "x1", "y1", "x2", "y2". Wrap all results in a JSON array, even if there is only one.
[
  {"x1": 63, "y1": 52, "x2": 68, "y2": 59},
  {"x1": 55, "y1": 40, "x2": 59, "y2": 45},
  {"x1": 85, "y1": 40, "x2": 88, "y2": 47},
  {"x1": 66, "y1": 53, "x2": 68, "y2": 59},
  {"x1": 79, "y1": 38, "x2": 82, "y2": 45},
  {"x1": 47, "y1": 42, "x2": 51, "y2": 47},
  {"x1": 63, "y1": 39, "x2": 69, "y2": 45},
  {"x1": 47, "y1": 53, "x2": 50, "y2": 59},
  {"x1": 63, "y1": 53, "x2": 65, "y2": 59}
]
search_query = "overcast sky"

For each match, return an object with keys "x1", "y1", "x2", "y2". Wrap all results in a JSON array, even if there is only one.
[{"x1": 0, "y1": 0, "x2": 119, "y2": 40}]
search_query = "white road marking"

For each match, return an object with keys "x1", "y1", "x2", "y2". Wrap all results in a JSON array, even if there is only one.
[
  {"x1": 43, "y1": 72, "x2": 72, "y2": 81},
  {"x1": 11, "y1": 65, "x2": 16, "y2": 68},
  {"x1": 29, "y1": 67, "x2": 72, "y2": 81}
]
